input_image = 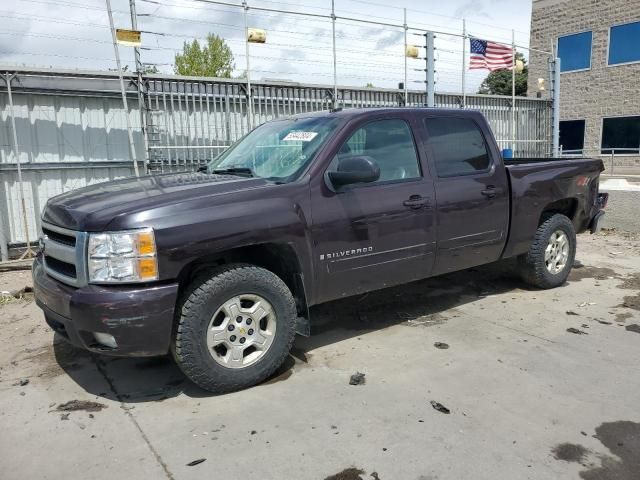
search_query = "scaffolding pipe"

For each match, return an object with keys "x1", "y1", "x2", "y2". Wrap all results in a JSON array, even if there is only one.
[{"x1": 3, "y1": 73, "x2": 34, "y2": 259}]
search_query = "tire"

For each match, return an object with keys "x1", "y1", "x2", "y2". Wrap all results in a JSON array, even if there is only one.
[
  {"x1": 173, "y1": 264, "x2": 297, "y2": 393},
  {"x1": 517, "y1": 213, "x2": 576, "y2": 289}
]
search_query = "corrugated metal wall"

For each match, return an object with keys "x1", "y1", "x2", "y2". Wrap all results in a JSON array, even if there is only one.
[{"x1": 0, "y1": 68, "x2": 552, "y2": 255}]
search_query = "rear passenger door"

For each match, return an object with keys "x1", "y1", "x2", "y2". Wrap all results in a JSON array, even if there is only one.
[{"x1": 420, "y1": 115, "x2": 509, "y2": 275}]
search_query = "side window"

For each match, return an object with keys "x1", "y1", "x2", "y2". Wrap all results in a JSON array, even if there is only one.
[
  {"x1": 423, "y1": 117, "x2": 491, "y2": 177},
  {"x1": 333, "y1": 119, "x2": 421, "y2": 183}
]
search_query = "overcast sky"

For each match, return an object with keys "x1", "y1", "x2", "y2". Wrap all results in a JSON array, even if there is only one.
[{"x1": 1, "y1": 0, "x2": 533, "y2": 93}]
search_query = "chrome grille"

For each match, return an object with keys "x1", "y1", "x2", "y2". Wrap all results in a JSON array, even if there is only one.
[{"x1": 41, "y1": 221, "x2": 88, "y2": 287}]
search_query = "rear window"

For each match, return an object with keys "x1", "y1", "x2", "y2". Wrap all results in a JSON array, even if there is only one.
[{"x1": 423, "y1": 117, "x2": 491, "y2": 177}]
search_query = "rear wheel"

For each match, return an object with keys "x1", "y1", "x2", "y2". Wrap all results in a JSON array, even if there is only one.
[
  {"x1": 518, "y1": 213, "x2": 576, "y2": 289},
  {"x1": 173, "y1": 264, "x2": 297, "y2": 393}
]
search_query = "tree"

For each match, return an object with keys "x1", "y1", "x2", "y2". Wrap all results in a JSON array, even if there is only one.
[
  {"x1": 478, "y1": 52, "x2": 528, "y2": 96},
  {"x1": 365, "y1": 82, "x2": 375, "y2": 88},
  {"x1": 174, "y1": 34, "x2": 234, "y2": 77}
]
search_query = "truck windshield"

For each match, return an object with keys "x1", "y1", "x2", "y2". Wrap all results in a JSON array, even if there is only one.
[{"x1": 208, "y1": 116, "x2": 342, "y2": 181}]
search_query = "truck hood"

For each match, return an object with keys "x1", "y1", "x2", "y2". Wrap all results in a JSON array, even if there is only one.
[{"x1": 42, "y1": 172, "x2": 270, "y2": 231}]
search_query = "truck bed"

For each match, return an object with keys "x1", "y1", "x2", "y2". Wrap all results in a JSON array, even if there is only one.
[{"x1": 502, "y1": 157, "x2": 604, "y2": 259}]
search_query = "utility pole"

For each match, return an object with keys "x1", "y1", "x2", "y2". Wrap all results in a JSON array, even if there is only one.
[
  {"x1": 105, "y1": 0, "x2": 140, "y2": 177},
  {"x1": 128, "y1": 0, "x2": 148, "y2": 168}
]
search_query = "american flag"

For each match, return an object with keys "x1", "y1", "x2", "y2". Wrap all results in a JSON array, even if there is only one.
[{"x1": 469, "y1": 38, "x2": 514, "y2": 71}]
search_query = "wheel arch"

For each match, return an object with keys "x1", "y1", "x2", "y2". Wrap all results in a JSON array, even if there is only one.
[
  {"x1": 176, "y1": 243, "x2": 310, "y2": 335},
  {"x1": 538, "y1": 197, "x2": 579, "y2": 226}
]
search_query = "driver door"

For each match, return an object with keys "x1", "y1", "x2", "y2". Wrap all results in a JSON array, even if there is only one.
[{"x1": 310, "y1": 116, "x2": 436, "y2": 304}]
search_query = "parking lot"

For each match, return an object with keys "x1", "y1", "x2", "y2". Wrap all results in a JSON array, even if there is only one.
[{"x1": 1, "y1": 230, "x2": 639, "y2": 480}]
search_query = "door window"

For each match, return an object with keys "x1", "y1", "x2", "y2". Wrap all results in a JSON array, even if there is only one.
[
  {"x1": 423, "y1": 117, "x2": 491, "y2": 177},
  {"x1": 333, "y1": 119, "x2": 421, "y2": 183}
]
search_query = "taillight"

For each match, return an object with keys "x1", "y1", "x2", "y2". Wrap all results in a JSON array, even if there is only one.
[{"x1": 576, "y1": 175, "x2": 590, "y2": 187}]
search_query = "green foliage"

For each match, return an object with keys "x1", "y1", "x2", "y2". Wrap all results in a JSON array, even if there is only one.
[
  {"x1": 174, "y1": 34, "x2": 234, "y2": 77},
  {"x1": 365, "y1": 82, "x2": 375, "y2": 88},
  {"x1": 478, "y1": 52, "x2": 528, "y2": 96}
]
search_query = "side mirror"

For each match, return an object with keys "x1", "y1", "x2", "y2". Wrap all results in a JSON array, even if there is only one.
[
  {"x1": 197, "y1": 165, "x2": 208, "y2": 173},
  {"x1": 328, "y1": 155, "x2": 380, "y2": 189}
]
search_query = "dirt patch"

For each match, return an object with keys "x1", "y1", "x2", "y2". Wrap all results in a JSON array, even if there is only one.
[
  {"x1": 568, "y1": 266, "x2": 620, "y2": 282},
  {"x1": 615, "y1": 312, "x2": 633, "y2": 323},
  {"x1": 619, "y1": 294, "x2": 640, "y2": 311},
  {"x1": 625, "y1": 324, "x2": 640, "y2": 334},
  {"x1": 618, "y1": 273, "x2": 640, "y2": 290},
  {"x1": 552, "y1": 443, "x2": 589, "y2": 463},
  {"x1": 56, "y1": 400, "x2": 107, "y2": 412},
  {"x1": 324, "y1": 468, "x2": 365, "y2": 480},
  {"x1": 579, "y1": 421, "x2": 640, "y2": 480}
]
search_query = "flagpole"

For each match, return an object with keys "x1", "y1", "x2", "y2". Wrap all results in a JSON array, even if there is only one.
[
  {"x1": 461, "y1": 18, "x2": 466, "y2": 108},
  {"x1": 511, "y1": 28, "x2": 516, "y2": 155}
]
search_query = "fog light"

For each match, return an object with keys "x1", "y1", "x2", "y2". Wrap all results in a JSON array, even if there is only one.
[{"x1": 93, "y1": 332, "x2": 118, "y2": 349}]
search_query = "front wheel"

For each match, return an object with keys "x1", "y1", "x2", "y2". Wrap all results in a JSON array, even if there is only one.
[
  {"x1": 518, "y1": 213, "x2": 576, "y2": 289},
  {"x1": 173, "y1": 264, "x2": 297, "y2": 393}
]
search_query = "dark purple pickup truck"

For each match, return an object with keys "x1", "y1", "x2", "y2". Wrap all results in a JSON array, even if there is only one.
[{"x1": 33, "y1": 108, "x2": 608, "y2": 392}]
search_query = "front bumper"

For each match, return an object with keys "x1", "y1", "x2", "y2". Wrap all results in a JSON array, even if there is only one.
[{"x1": 33, "y1": 255, "x2": 179, "y2": 357}]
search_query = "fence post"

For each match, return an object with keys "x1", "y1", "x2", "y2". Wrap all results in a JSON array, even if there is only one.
[
  {"x1": 128, "y1": 0, "x2": 149, "y2": 168},
  {"x1": 105, "y1": 0, "x2": 140, "y2": 177},
  {"x1": 426, "y1": 32, "x2": 435, "y2": 107},
  {"x1": 511, "y1": 29, "x2": 516, "y2": 155},
  {"x1": 549, "y1": 56, "x2": 561, "y2": 157},
  {"x1": 3, "y1": 73, "x2": 34, "y2": 259},
  {"x1": 243, "y1": 0, "x2": 253, "y2": 130},
  {"x1": 610, "y1": 150, "x2": 614, "y2": 175},
  {"x1": 403, "y1": 8, "x2": 408, "y2": 106},
  {"x1": 331, "y1": 0, "x2": 338, "y2": 109}
]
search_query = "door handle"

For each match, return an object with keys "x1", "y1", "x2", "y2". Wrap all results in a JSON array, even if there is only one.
[
  {"x1": 403, "y1": 195, "x2": 429, "y2": 209},
  {"x1": 481, "y1": 186, "x2": 503, "y2": 198}
]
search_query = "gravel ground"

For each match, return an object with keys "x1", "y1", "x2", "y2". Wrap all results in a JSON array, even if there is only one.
[{"x1": 1, "y1": 231, "x2": 639, "y2": 480}]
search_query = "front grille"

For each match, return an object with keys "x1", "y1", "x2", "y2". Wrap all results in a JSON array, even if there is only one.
[
  {"x1": 42, "y1": 227, "x2": 76, "y2": 247},
  {"x1": 41, "y1": 221, "x2": 88, "y2": 287},
  {"x1": 44, "y1": 255, "x2": 77, "y2": 278}
]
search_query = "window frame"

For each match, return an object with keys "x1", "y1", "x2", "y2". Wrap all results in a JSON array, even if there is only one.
[
  {"x1": 600, "y1": 115, "x2": 640, "y2": 156},
  {"x1": 556, "y1": 30, "x2": 593, "y2": 73},
  {"x1": 421, "y1": 115, "x2": 495, "y2": 179},
  {"x1": 607, "y1": 21, "x2": 640, "y2": 67},
  {"x1": 559, "y1": 119, "x2": 586, "y2": 155},
  {"x1": 324, "y1": 117, "x2": 424, "y2": 191}
]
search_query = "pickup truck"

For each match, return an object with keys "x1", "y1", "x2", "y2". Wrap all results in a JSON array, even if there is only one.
[{"x1": 33, "y1": 108, "x2": 608, "y2": 393}]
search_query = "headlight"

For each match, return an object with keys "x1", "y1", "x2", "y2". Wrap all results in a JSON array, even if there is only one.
[{"x1": 87, "y1": 228, "x2": 158, "y2": 283}]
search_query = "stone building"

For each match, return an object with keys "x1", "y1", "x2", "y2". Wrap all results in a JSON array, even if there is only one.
[{"x1": 528, "y1": 0, "x2": 640, "y2": 171}]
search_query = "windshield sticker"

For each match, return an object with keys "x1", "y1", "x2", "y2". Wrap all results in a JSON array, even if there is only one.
[{"x1": 283, "y1": 131, "x2": 318, "y2": 142}]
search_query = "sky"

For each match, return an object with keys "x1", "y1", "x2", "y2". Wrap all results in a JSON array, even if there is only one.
[{"x1": 0, "y1": 0, "x2": 533, "y2": 93}]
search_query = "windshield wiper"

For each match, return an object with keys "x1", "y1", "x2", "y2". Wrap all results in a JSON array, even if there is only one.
[{"x1": 210, "y1": 167, "x2": 254, "y2": 177}]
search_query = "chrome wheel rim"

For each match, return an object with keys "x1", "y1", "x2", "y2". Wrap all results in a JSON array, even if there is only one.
[
  {"x1": 545, "y1": 230, "x2": 570, "y2": 274},
  {"x1": 206, "y1": 294, "x2": 276, "y2": 369}
]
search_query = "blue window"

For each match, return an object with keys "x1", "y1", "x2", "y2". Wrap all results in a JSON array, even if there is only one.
[
  {"x1": 557, "y1": 31, "x2": 592, "y2": 72},
  {"x1": 609, "y1": 22, "x2": 640, "y2": 65}
]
